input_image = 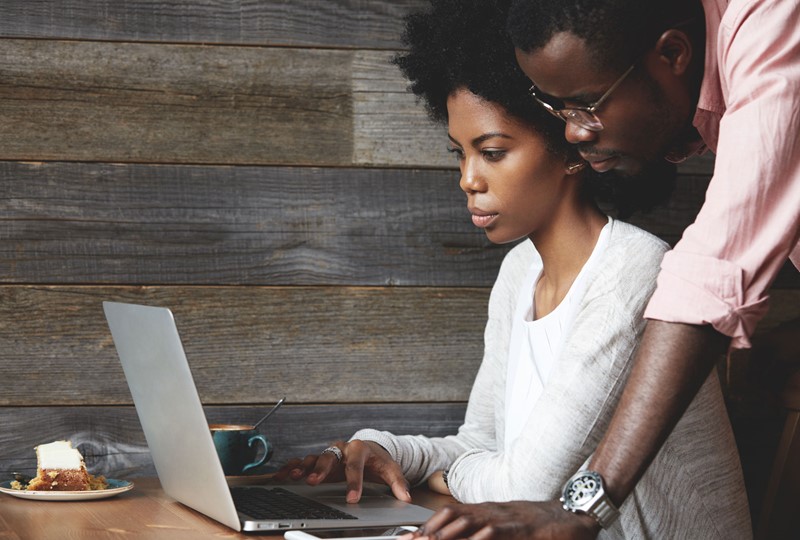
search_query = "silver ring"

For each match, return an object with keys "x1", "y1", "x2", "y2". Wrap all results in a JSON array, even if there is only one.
[{"x1": 321, "y1": 446, "x2": 343, "y2": 462}]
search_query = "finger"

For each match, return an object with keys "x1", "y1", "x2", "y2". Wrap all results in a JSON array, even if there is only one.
[
  {"x1": 290, "y1": 454, "x2": 320, "y2": 480},
  {"x1": 376, "y1": 461, "x2": 411, "y2": 502},
  {"x1": 416, "y1": 505, "x2": 459, "y2": 537},
  {"x1": 274, "y1": 457, "x2": 304, "y2": 480},
  {"x1": 307, "y1": 448, "x2": 342, "y2": 485},
  {"x1": 342, "y1": 443, "x2": 369, "y2": 503},
  {"x1": 469, "y1": 526, "x2": 499, "y2": 540},
  {"x1": 430, "y1": 514, "x2": 479, "y2": 540},
  {"x1": 357, "y1": 441, "x2": 410, "y2": 502}
]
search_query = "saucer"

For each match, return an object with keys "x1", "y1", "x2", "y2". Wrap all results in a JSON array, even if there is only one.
[{"x1": 0, "y1": 478, "x2": 133, "y2": 501}]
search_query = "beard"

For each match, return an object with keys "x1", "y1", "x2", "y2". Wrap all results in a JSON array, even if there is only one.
[{"x1": 583, "y1": 157, "x2": 677, "y2": 220}]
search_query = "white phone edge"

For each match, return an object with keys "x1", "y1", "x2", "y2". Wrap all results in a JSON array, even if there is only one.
[
  {"x1": 284, "y1": 532, "x2": 320, "y2": 540},
  {"x1": 284, "y1": 525, "x2": 417, "y2": 540}
]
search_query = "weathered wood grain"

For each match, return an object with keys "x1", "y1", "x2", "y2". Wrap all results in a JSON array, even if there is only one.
[
  {"x1": 0, "y1": 40, "x2": 356, "y2": 165},
  {"x1": 0, "y1": 1, "x2": 428, "y2": 49},
  {"x1": 0, "y1": 161, "x2": 502, "y2": 286},
  {"x1": 0, "y1": 285, "x2": 487, "y2": 406},
  {"x1": 353, "y1": 50, "x2": 448, "y2": 168},
  {"x1": 0, "y1": 41, "x2": 446, "y2": 167},
  {"x1": 0, "y1": 403, "x2": 467, "y2": 478}
]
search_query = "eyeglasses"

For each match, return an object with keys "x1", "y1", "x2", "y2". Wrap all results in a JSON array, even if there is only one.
[{"x1": 528, "y1": 64, "x2": 635, "y2": 132}]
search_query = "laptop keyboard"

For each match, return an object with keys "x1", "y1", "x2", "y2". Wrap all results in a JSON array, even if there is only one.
[{"x1": 231, "y1": 487, "x2": 358, "y2": 520}]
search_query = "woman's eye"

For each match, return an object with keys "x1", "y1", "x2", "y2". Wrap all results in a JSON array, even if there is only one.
[
  {"x1": 482, "y1": 149, "x2": 506, "y2": 161},
  {"x1": 447, "y1": 146, "x2": 465, "y2": 160}
]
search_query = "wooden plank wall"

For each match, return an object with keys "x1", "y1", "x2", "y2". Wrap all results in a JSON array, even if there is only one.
[{"x1": 0, "y1": 1, "x2": 796, "y2": 516}]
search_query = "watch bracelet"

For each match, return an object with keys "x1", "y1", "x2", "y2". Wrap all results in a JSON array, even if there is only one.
[{"x1": 589, "y1": 497, "x2": 619, "y2": 529}]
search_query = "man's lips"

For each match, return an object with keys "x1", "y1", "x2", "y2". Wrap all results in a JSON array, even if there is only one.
[{"x1": 581, "y1": 152, "x2": 620, "y2": 173}]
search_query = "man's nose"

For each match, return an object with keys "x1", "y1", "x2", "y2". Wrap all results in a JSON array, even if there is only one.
[{"x1": 564, "y1": 121, "x2": 599, "y2": 145}]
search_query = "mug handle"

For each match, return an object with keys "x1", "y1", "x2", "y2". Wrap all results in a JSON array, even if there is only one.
[{"x1": 242, "y1": 435, "x2": 272, "y2": 473}]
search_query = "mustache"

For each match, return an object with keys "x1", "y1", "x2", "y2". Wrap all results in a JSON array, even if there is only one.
[{"x1": 576, "y1": 143, "x2": 618, "y2": 159}]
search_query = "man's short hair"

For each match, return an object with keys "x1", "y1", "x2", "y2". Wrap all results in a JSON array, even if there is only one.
[{"x1": 507, "y1": 0, "x2": 703, "y2": 71}]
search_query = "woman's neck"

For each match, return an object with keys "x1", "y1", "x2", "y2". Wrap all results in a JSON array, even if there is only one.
[{"x1": 531, "y1": 200, "x2": 607, "y2": 319}]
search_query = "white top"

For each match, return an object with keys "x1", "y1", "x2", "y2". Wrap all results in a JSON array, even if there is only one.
[
  {"x1": 504, "y1": 219, "x2": 611, "y2": 451},
  {"x1": 352, "y1": 219, "x2": 752, "y2": 539}
]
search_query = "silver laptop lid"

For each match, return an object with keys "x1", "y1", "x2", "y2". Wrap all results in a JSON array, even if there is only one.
[
  {"x1": 104, "y1": 301, "x2": 434, "y2": 533},
  {"x1": 103, "y1": 301, "x2": 242, "y2": 531}
]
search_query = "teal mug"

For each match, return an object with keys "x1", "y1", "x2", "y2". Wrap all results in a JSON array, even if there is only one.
[{"x1": 209, "y1": 424, "x2": 273, "y2": 476}]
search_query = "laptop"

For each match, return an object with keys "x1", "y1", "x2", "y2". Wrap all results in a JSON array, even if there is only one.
[{"x1": 103, "y1": 301, "x2": 434, "y2": 532}]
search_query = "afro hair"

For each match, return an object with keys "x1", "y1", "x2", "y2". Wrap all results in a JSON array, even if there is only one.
[{"x1": 393, "y1": 0, "x2": 570, "y2": 157}]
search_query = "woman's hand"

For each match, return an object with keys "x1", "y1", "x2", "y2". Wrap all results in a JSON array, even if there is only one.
[{"x1": 274, "y1": 439, "x2": 411, "y2": 503}]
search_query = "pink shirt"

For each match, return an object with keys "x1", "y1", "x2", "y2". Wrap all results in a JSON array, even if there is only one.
[{"x1": 644, "y1": 0, "x2": 800, "y2": 348}]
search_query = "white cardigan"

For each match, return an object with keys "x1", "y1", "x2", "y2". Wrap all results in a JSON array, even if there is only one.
[{"x1": 352, "y1": 219, "x2": 751, "y2": 539}]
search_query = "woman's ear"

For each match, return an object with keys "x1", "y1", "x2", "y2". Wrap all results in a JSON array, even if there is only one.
[{"x1": 655, "y1": 29, "x2": 693, "y2": 75}]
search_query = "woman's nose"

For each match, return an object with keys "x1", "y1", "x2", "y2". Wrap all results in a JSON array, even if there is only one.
[{"x1": 459, "y1": 162, "x2": 484, "y2": 194}]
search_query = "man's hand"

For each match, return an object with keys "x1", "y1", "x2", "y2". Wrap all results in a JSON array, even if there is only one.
[
  {"x1": 399, "y1": 500, "x2": 599, "y2": 540},
  {"x1": 273, "y1": 440, "x2": 410, "y2": 503}
]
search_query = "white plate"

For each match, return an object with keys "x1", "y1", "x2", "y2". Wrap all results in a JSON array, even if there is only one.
[{"x1": 0, "y1": 478, "x2": 133, "y2": 501}]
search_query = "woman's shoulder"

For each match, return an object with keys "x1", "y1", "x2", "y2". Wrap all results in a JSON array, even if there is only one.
[
  {"x1": 485, "y1": 240, "x2": 538, "y2": 309},
  {"x1": 599, "y1": 220, "x2": 670, "y2": 278},
  {"x1": 584, "y1": 220, "x2": 670, "y2": 306},
  {"x1": 606, "y1": 219, "x2": 670, "y2": 261}
]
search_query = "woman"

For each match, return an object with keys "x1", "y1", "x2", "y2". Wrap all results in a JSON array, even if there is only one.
[{"x1": 277, "y1": 1, "x2": 750, "y2": 537}]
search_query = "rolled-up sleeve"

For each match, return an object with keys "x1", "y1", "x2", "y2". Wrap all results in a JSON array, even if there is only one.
[{"x1": 645, "y1": 0, "x2": 800, "y2": 348}]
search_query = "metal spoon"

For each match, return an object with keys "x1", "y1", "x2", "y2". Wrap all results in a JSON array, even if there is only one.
[{"x1": 252, "y1": 396, "x2": 286, "y2": 430}]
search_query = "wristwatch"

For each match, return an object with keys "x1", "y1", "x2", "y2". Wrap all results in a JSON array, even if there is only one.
[{"x1": 560, "y1": 470, "x2": 620, "y2": 529}]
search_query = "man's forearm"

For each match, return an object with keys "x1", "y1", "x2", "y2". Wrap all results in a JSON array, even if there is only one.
[{"x1": 589, "y1": 320, "x2": 730, "y2": 505}]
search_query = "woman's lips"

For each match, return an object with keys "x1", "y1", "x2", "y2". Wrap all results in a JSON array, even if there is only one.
[{"x1": 470, "y1": 209, "x2": 498, "y2": 228}]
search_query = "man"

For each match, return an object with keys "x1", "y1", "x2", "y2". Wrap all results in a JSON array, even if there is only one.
[{"x1": 404, "y1": 0, "x2": 800, "y2": 538}]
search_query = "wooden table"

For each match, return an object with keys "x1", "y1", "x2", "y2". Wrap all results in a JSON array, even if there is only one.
[{"x1": 0, "y1": 477, "x2": 454, "y2": 539}]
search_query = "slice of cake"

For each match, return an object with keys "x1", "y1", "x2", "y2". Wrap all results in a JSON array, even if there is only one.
[{"x1": 25, "y1": 440, "x2": 107, "y2": 491}]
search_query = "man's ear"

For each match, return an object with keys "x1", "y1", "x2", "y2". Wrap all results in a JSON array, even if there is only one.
[{"x1": 654, "y1": 29, "x2": 693, "y2": 75}]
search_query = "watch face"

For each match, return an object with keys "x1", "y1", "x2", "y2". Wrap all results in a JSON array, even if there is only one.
[{"x1": 565, "y1": 472, "x2": 601, "y2": 507}]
